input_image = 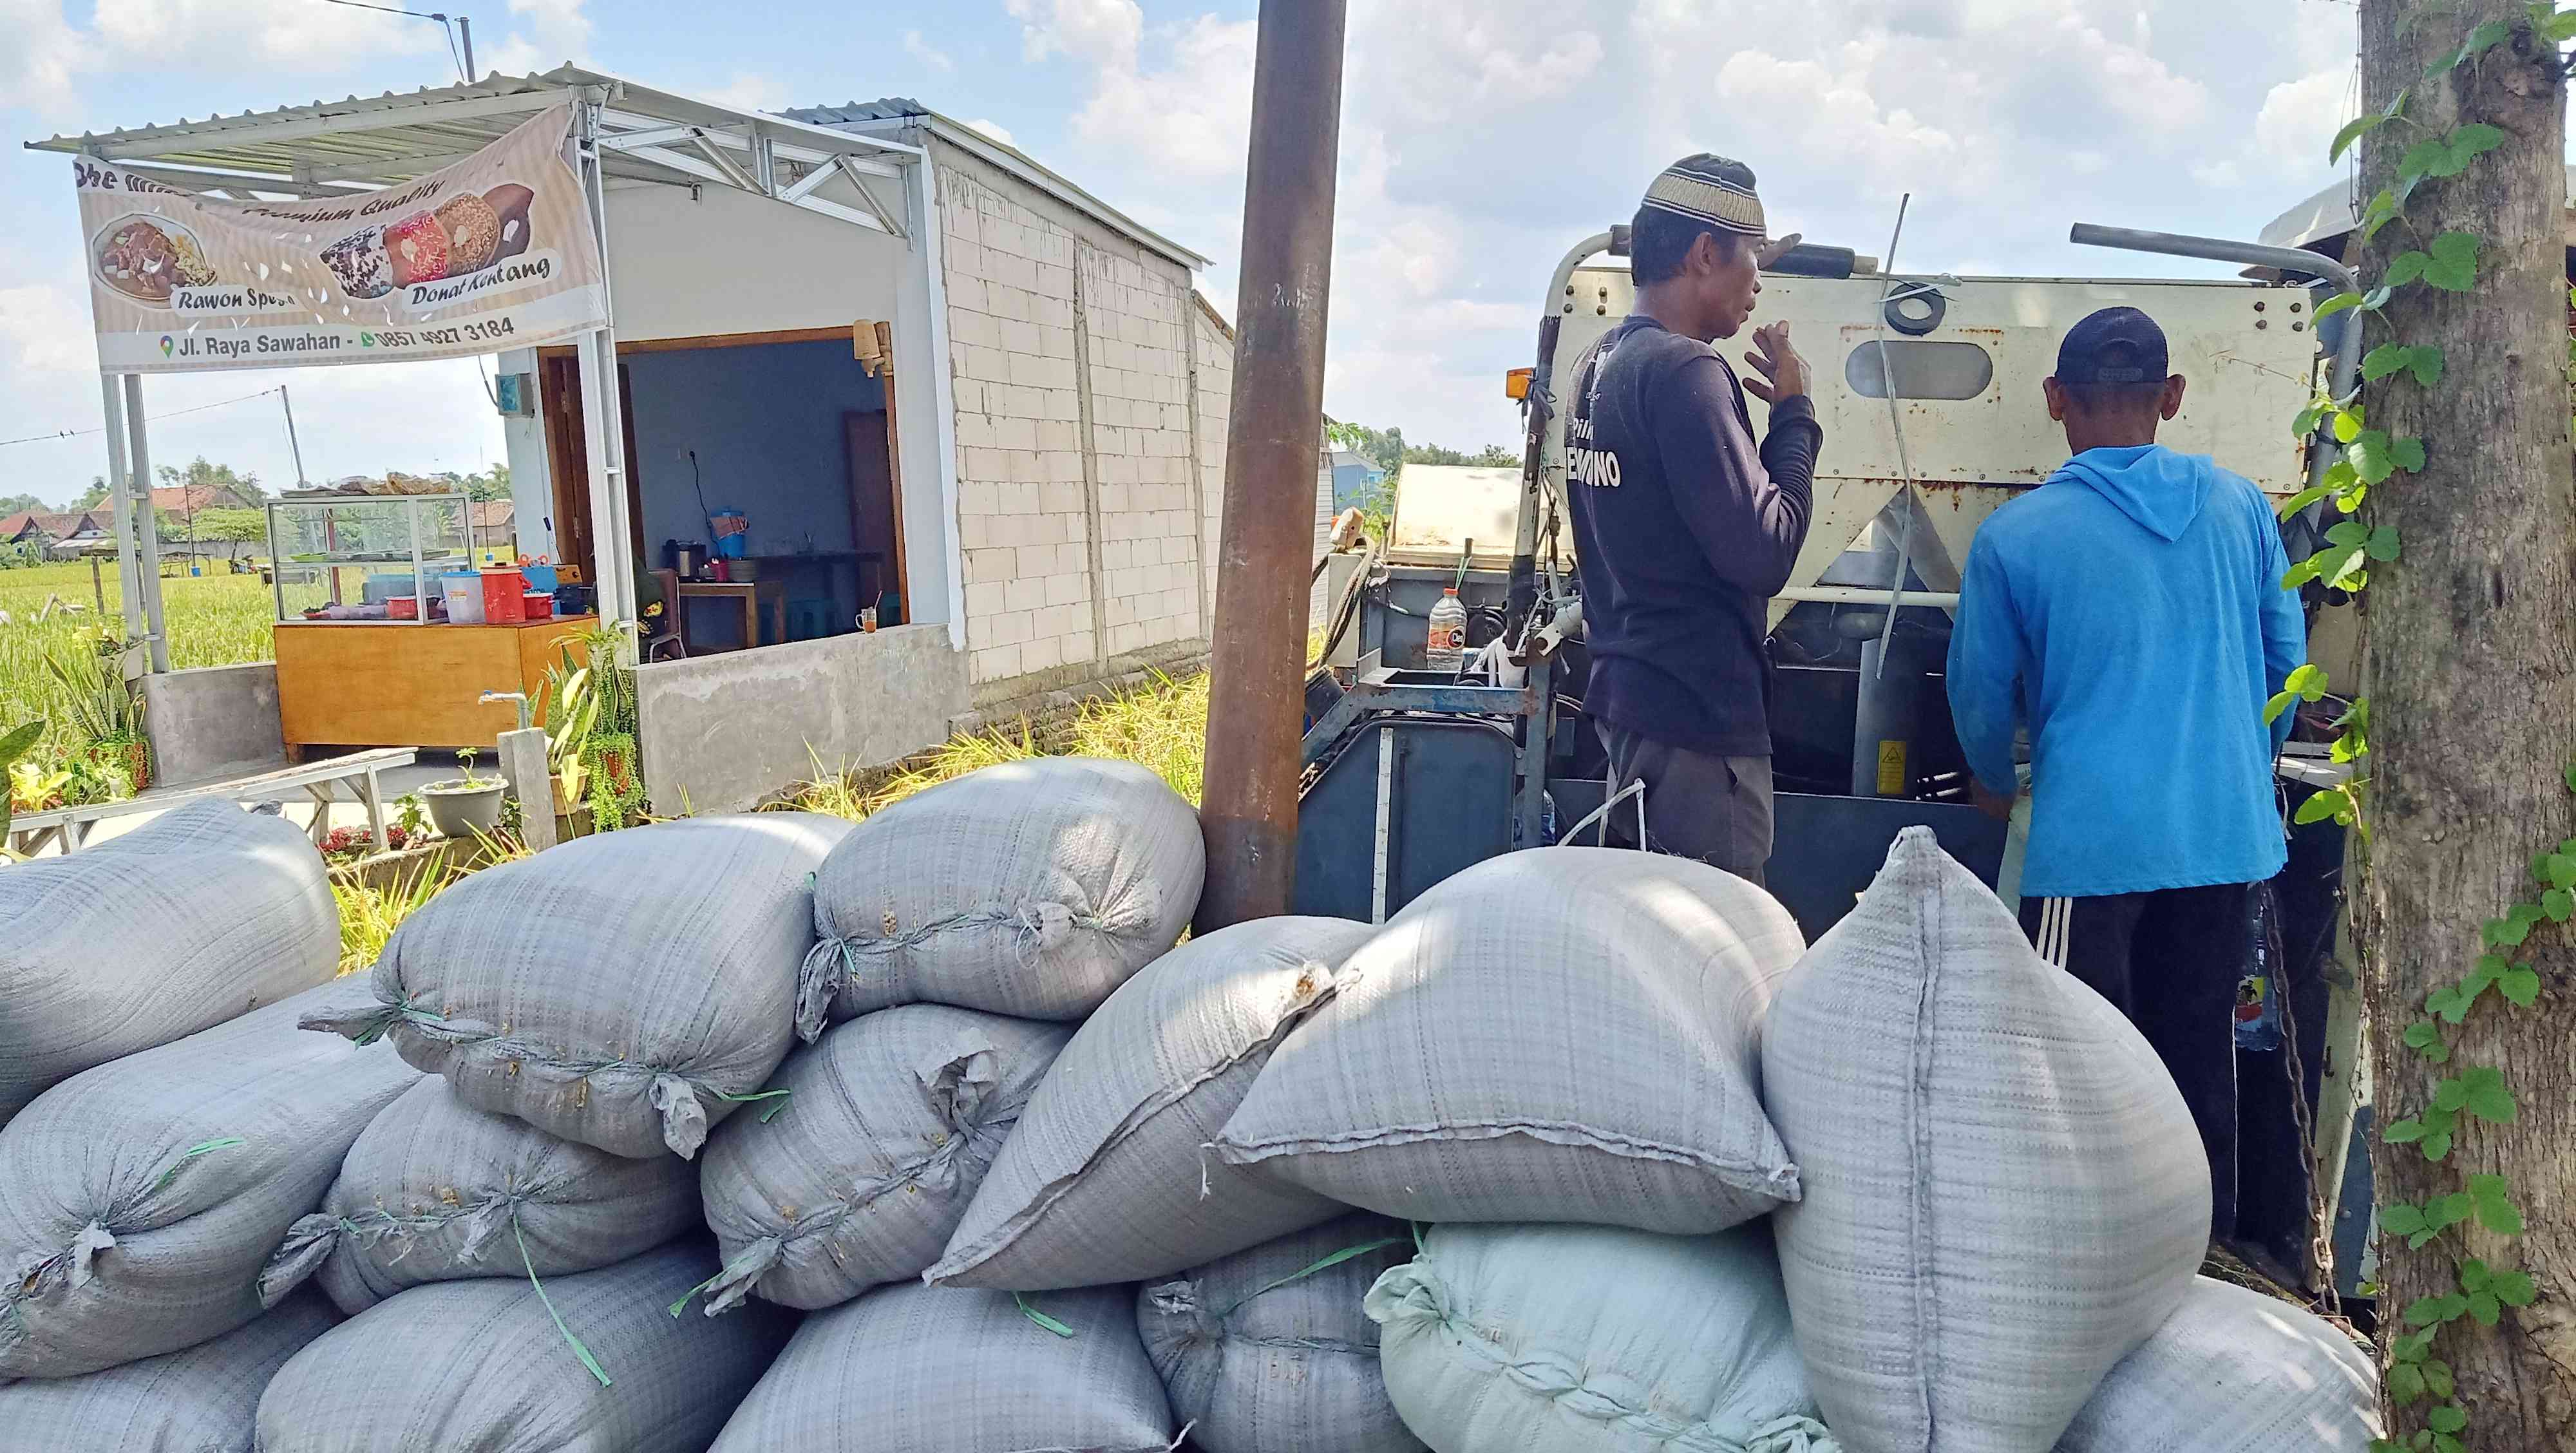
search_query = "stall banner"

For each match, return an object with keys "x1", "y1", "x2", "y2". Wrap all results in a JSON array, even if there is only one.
[{"x1": 73, "y1": 103, "x2": 605, "y2": 372}]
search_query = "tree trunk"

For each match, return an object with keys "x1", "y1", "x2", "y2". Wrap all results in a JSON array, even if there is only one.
[{"x1": 2356, "y1": 1, "x2": 2576, "y2": 1443}]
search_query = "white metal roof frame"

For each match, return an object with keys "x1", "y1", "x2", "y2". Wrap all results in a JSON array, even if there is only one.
[{"x1": 26, "y1": 64, "x2": 922, "y2": 238}]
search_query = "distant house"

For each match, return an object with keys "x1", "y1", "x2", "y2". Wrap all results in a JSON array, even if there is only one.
[
  {"x1": 469, "y1": 499, "x2": 517, "y2": 563},
  {"x1": 1326, "y1": 448, "x2": 1386, "y2": 510},
  {"x1": 148, "y1": 484, "x2": 261, "y2": 516},
  {"x1": 3, "y1": 510, "x2": 115, "y2": 558}
]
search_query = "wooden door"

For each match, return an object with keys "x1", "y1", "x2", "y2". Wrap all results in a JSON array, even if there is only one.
[
  {"x1": 542, "y1": 353, "x2": 591, "y2": 581},
  {"x1": 846, "y1": 410, "x2": 903, "y2": 607}
]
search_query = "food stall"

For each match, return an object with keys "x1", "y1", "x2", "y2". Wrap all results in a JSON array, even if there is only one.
[{"x1": 266, "y1": 487, "x2": 592, "y2": 752}]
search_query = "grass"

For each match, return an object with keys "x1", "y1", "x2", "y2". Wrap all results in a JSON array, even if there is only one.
[
  {"x1": 331, "y1": 860, "x2": 449, "y2": 976},
  {"x1": 786, "y1": 669, "x2": 1211, "y2": 821},
  {"x1": 0, "y1": 560, "x2": 319, "y2": 766}
]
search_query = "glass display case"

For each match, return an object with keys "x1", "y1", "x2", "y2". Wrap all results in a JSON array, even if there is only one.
[{"x1": 265, "y1": 491, "x2": 471, "y2": 623}]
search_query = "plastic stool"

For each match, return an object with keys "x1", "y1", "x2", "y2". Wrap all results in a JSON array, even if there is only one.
[{"x1": 788, "y1": 598, "x2": 835, "y2": 641}]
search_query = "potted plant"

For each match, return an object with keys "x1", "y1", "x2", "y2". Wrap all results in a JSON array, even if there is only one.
[{"x1": 421, "y1": 749, "x2": 507, "y2": 839}]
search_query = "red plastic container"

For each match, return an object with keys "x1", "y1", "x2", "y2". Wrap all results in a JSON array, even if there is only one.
[
  {"x1": 386, "y1": 595, "x2": 420, "y2": 620},
  {"x1": 521, "y1": 591, "x2": 554, "y2": 620},
  {"x1": 480, "y1": 567, "x2": 527, "y2": 624}
]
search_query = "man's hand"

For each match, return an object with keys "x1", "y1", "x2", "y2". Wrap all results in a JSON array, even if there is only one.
[
  {"x1": 1742, "y1": 321, "x2": 1811, "y2": 406},
  {"x1": 1970, "y1": 779, "x2": 2016, "y2": 821}
]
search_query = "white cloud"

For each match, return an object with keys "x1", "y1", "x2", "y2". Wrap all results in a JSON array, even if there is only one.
[
  {"x1": 698, "y1": 72, "x2": 788, "y2": 115},
  {"x1": 904, "y1": 28, "x2": 956, "y2": 72},
  {"x1": 1716, "y1": 52, "x2": 1965, "y2": 192},
  {"x1": 1063, "y1": 12, "x2": 1255, "y2": 181},
  {"x1": 2254, "y1": 68, "x2": 2353, "y2": 175},
  {"x1": 961, "y1": 118, "x2": 1016, "y2": 147},
  {"x1": 0, "y1": 0, "x2": 87, "y2": 118},
  {"x1": 1007, "y1": 0, "x2": 1142, "y2": 69},
  {"x1": 484, "y1": 0, "x2": 589, "y2": 75},
  {"x1": 0, "y1": 281, "x2": 95, "y2": 381}
]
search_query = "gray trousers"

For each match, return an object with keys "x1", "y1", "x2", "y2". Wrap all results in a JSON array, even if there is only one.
[{"x1": 1594, "y1": 723, "x2": 1775, "y2": 886}]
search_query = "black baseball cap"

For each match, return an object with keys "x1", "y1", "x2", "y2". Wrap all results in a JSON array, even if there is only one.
[{"x1": 2055, "y1": 307, "x2": 2170, "y2": 386}]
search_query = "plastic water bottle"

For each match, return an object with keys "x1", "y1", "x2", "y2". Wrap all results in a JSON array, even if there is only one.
[{"x1": 1426, "y1": 587, "x2": 1468, "y2": 673}]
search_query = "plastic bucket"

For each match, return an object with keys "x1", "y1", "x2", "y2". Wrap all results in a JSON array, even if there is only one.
[
  {"x1": 480, "y1": 567, "x2": 527, "y2": 624},
  {"x1": 442, "y1": 572, "x2": 486, "y2": 624}
]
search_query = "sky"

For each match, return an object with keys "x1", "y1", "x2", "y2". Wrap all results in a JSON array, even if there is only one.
[{"x1": 0, "y1": 0, "x2": 2372, "y2": 509}]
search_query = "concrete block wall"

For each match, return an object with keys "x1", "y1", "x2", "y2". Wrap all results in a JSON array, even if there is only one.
[
  {"x1": 1079, "y1": 243, "x2": 1201, "y2": 661},
  {"x1": 937, "y1": 166, "x2": 1096, "y2": 689},
  {"x1": 1190, "y1": 296, "x2": 1233, "y2": 637},
  {"x1": 933, "y1": 145, "x2": 1227, "y2": 712}
]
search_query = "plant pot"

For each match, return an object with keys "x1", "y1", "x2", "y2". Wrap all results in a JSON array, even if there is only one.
[{"x1": 421, "y1": 779, "x2": 507, "y2": 839}]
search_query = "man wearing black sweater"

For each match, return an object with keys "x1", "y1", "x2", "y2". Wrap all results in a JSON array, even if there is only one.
[{"x1": 1564, "y1": 155, "x2": 1823, "y2": 884}]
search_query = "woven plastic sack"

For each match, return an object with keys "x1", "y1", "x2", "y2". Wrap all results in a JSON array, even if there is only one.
[
  {"x1": 710, "y1": 1280, "x2": 1174, "y2": 1453},
  {"x1": 933, "y1": 916, "x2": 1376, "y2": 1290},
  {"x1": 2058, "y1": 1277, "x2": 2381, "y2": 1451},
  {"x1": 253, "y1": 1238, "x2": 793, "y2": 1453},
  {"x1": 1, "y1": 798, "x2": 337, "y2": 1123},
  {"x1": 1368, "y1": 1222, "x2": 1837, "y2": 1453},
  {"x1": 1141, "y1": 1212, "x2": 1423, "y2": 1453},
  {"x1": 303, "y1": 813, "x2": 851, "y2": 1159},
  {"x1": 0, "y1": 982, "x2": 419, "y2": 1380},
  {"x1": 259, "y1": 1076, "x2": 701, "y2": 1315},
  {"x1": 1215, "y1": 846, "x2": 1804, "y2": 1230},
  {"x1": 799, "y1": 757, "x2": 1204, "y2": 1032},
  {"x1": 692, "y1": 1005, "x2": 1069, "y2": 1315},
  {"x1": 1764, "y1": 828, "x2": 2208, "y2": 1453},
  {"x1": 0, "y1": 1287, "x2": 336, "y2": 1452}
]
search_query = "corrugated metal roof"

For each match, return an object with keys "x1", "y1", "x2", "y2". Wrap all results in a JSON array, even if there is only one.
[{"x1": 784, "y1": 99, "x2": 1209, "y2": 270}]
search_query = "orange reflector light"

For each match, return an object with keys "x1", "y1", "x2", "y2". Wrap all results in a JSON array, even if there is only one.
[{"x1": 1504, "y1": 367, "x2": 1533, "y2": 400}]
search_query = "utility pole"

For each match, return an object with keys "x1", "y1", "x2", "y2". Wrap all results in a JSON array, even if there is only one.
[
  {"x1": 457, "y1": 15, "x2": 474, "y2": 80},
  {"x1": 279, "y1": 385, "x2": 308, "y2": 488},
  {"x1": 1194, "y1": 0, "x2": 1347, "y2": 932},
  {"x1": 2354, "y1": 1, "x2": 2576, "y2": 1443}
]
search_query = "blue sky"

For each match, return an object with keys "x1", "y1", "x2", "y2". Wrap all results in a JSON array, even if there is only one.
[{"x1": 2, "y1": 0, "x2": 2363, "y2": 508}]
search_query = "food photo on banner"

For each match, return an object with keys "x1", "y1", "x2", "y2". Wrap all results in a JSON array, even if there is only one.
[{"x1": 72, "y1": 101, "x2": 607, "y2": 372}]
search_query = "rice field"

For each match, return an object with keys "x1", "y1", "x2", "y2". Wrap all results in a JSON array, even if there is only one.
[{"x1": 0, "y1": 560, "x2": 321, "y2": 764}]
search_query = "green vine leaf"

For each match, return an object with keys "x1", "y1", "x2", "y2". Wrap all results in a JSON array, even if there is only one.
[
  {"x1": 2333, "y1": 87, "x2": 2412, "y2": 161},
  {"x1": 2424, "y1": 1358, "x2": 2456, "y2": 1400},
  {"x1": 2366, "y1": 526, "x2": 2402, "y2": 562},
  {"x1": 2402, "y1": 1018, "x2": 2452, "y2": 1061},
  {"x1": 2333, "y1": 409, "x2": 2365, "y2": 444},
  {"x1": 2363, "y1": 343, "x2": 2448, "y2": 387},
  {"x1": 2293, "y1": 399, "x2": 2327, "y2": 438},
  {"x1": 2407, "y1": 1291, "x2": 2472, "y2": 1327},
  {"x1": 2315, "y1": 290, "x2": 2366, "y2": 321},
  {"x1": 2545, "y1": 5, "x2": 2576, "y2": 44},
  {"x1": 2387, "y1": 1361, "x2": 2428, "y2": 1406},
  {"x1": 2348, "y1": 430, "x2": 2405, "y2": 484},
  {"x1": 2427, "y1": 23, "x2": 2510, "y2": 76},
  {"x1": 2423, "y1": 232, "x2": 2482, "y2": 292},
  {"x1": 2386, "y1": 251, "x2": 2429, "y2": 288},
  {"x1": 2391, "y1": 436, "x2": 2427, "y2": 472},
  {"x1": 2360, "y1": 187, "x2": 2405, "y2": 243},
  {"x1": 2379, "y1": 1201, "x2": 2427, "y2": 1237},
  {"x1": 2428, "y1": 1404, "x2": 2470, "y2": 1436},
  {"x1": 2491, "y1": 1268, "x2": 2539, "y2": 1307},
  {"x1": 2564, "y1": 759, "x2": 2576, "y2": 793},
  {"x1": 2398, "y1": 137, "x2": 2452, "y2": 182},
  {"x1": 2548, "y1": 888, "x2": 2575, "y2": 923},
  {"x1": 2427, "y1": 980, "x2": 2473, "y2": 1025},
  {"x1": 2469, "y1": 1173, "x2": 2526, "y2": 1235},
  {"x1": 2458, "y1": 1065, "x2": 2519, "y2": 1124},
  {"x1": 2499, "y1": 962, "x2": 2543, "y2": 1007}
]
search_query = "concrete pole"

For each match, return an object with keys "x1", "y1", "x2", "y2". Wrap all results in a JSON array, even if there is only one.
[
  {"x1": 494, "y1": 725, "x2": 558, "y2": 851},
  {"x1": 1194, "y1": 0, "x2": 1347, "y2": 932},
  {"x1": 97, "y1": 376, "x2": 147, "y2": 646},
  {"x1": 121, "y1": 374, "x2": 171, "y2": 672}
]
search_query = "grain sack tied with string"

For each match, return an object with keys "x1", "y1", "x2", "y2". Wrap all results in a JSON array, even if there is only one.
[
  {"x1": 1215, "y1": 846, "x2": 1804, "y2": 1231},
  {"x1": 1, "y1": 798, "x2": 339, "y2": 1125},
  {"x1": 254, "y1": 1237, "x2": 792, "y2": 1453},
  {"x1": 933, "y1": 915, "x2": 1376, "y2": 1291},
  {"x1": 1763, "y1": 828, "x2": 2207, "y2": 1453},
  {"x1": 0, "y1": 982, "x2": 420, "y2": 1380},
  {"x1": 303, "y1": 813, "x2": 851, "y2": 1161},
  {"x1": 687, "y1": 1004, "x2": 1068, "y2": 1315},
  {"x1": 798, "y1": 757, "x2": 1205, "y2": 1035},
  {"x1": 1139, "y1": 1212, "x2": 1425, "y2": 1453},
  {"x1": 257, "y1": 1076, "x2": 701, "y2": 1316},
  {"x1": 710, "y1": 1280, "x2": 1175, "y2": 1453},
  {"x1": 1367, "y1": 1222, "x2": 1837, "y2": 1453},
  {"x1": 2056, "y1": 1278, "x2": 2382, "y2": 1452},
  {"x1": 1, "y1": 1287, "x2": 337, "y2": 1453}
]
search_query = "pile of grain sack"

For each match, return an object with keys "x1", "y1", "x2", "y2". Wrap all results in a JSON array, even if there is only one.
[{"x1": 0, "y1": 764, "x2": 2386, "y2": 1453}]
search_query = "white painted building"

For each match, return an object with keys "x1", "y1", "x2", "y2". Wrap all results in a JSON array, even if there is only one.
[{"x1": 38, "y1": 71, "x2": 1279, "y2": 811}]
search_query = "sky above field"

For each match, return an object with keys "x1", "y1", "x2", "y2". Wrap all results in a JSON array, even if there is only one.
[{"x1": 1, "y1": 0, "x2": 2375, "y2": 506}]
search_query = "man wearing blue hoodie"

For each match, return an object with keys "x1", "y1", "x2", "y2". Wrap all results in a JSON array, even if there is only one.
[{"x1": 1946, "y1": 307, "x2": 2306, "y2": 1238}]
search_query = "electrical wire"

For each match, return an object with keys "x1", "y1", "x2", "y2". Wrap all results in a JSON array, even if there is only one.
[{"x1": 0, "y1": 387, "x2": 284, "y2": 449}]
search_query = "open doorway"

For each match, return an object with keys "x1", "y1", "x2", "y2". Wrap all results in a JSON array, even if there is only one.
[{"x1": 541, "y1": 328, "x2": 904, "y2": 652}]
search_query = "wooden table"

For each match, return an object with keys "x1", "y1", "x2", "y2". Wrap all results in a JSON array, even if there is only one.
[
  {"x1": 274, "y1": 616, "x2": 595, "y2": 752},
  {"x1": 6, "y1": 748, "x2": 417, "y2": 857},
  {"x1": 676, "y1": 580, "x2": 786, "y2": 654}
]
